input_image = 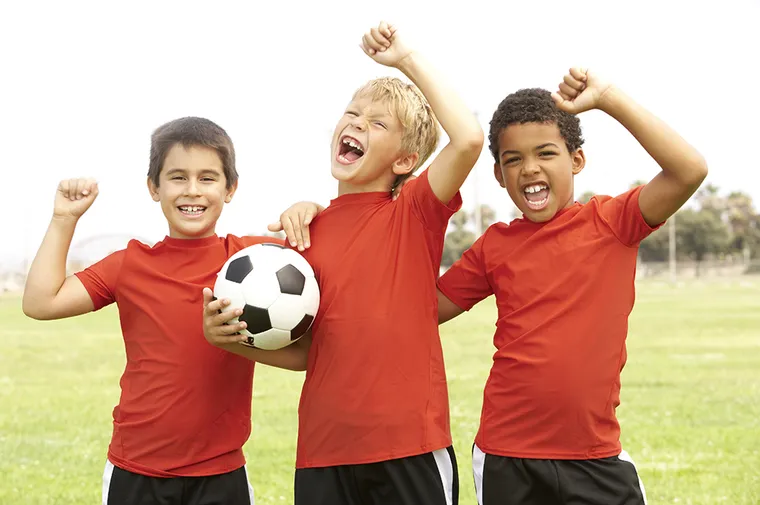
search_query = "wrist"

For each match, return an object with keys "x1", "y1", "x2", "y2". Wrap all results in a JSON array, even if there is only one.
[
  {"x1": 51, "y1": 214, "x2": 80, "y2": 227},
  {"x1": 597, "y1": 85, "x2": 629, "y2": 116},
  {"x1": 394, "y1": 51, "x2": 422, "y2": 76}
]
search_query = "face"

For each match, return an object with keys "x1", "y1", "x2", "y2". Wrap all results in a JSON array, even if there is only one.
[
  {"x1": 330, "y1": 95, "x2": 418, "y2": 193},
  {"x1": 147, "y1": 144, "x2": 236, "y2": 239},
  {"x1": 494, "y1": 122, "x2": 585, "y2": 223}
]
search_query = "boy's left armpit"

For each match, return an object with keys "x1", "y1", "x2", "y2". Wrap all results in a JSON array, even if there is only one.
[
  {"x1": 599, "y1": 186, "x2": 663, "y2": 246},
  {"x1": 402, "y1": 169, "x2": 462, "y2": 233}
]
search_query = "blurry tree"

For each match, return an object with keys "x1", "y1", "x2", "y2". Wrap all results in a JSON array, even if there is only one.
[
  {"x1": 578, "y1": 190, "x2": 595, "y2": 204},
  {"x1": 676, "y1": 208, "x2": 731, "y2": 276},
  {"x1": 442, "y1": 210, "x2": 476, "y2": 268}
]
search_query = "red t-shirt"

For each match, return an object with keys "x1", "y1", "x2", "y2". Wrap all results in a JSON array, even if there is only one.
[
  {"x1": 437, "y1": 187, "x2": 659, "y2": 459},
  {"x1": 75, "y1": 234, "x2": 282, "y2": 477},
  {"x1": 295, "y1": 169, "x2": 462, "y2": 468}
]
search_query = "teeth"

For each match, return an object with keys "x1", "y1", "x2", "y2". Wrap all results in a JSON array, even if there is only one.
[
  {"x1": 342, "y1": 138, "x2": 363, "y2": 152},
  {"x1": 180, "y1": 206, "x2": 205, "y2": 212},
  {"x1": 524, "y1": 184, "x2": 548, "y2": 194}
]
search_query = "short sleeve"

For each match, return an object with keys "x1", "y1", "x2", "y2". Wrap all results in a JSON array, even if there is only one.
[
  {"x1": 437, "y1": 231, "x2": 492, "y2": 311},
  {"x1": 596, "y1": 185, "x2": 662, "y2": 247},
  {"x1": 74, "y1": 249, "x2": 125, "y2": 310},
  {"x1": 401, "y1": 169, "x2": 463, "y2": 234}
]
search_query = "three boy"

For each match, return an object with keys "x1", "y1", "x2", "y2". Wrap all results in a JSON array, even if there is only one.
[{"x1": 24, "y1": 21, "x2": 707, "y2": 505}]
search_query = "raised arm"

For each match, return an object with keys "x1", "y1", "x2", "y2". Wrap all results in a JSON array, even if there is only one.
[
  {"x1": 552, "y1": 68, "x2": 707, "y2": 226},
  {"x1": 22, "y1": 178, "x2": 99, "y2": 320},
  {"x1": 361, "y1": 21, "x2": 484, "y2": 203}
]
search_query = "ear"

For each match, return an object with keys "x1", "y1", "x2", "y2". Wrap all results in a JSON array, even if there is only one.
[
  {"x1": 147, "y1": 177, "x2": 160, "y2": 202},
  {"x1": 493, "y1": 163, "x2": 506, "y2": 188},
  {"x1": 391, "y1": 152, "x2": 420, "y2": 176},
  {"x1": 571, "y1": 148, "x2": 586, "y2": 175},
  {"x1": 225, "y1": 181, "x2": 238, "y2": 203}
]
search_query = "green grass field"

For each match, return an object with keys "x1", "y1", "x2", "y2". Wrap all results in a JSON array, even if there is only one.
[{"x1": 2, "y1": 279, "x2": 759, "y2": 504}]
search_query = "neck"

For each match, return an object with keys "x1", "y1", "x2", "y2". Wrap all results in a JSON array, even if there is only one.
[
  {"x1": 337, "y1": 176, "x2": 395, "y2": 196},
  {"x1": 168, "y1": 227, "x2": 217, "y2": 240}
]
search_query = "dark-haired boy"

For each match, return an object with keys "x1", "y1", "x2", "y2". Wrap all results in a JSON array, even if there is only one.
[
  {"x1": 23, "y1": 116, "x2": 310, "y2": 505},
  {"x1": 437, "y1": 68, "x2": 707, "y2": 505}
]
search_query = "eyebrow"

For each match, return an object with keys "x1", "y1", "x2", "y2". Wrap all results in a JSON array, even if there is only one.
[
  {"x1": 500, "y1": 143, "x2": 560, "y2": 159},
  {"x1": 164, "y1": 167, "x2": 222, "y2": 175}
]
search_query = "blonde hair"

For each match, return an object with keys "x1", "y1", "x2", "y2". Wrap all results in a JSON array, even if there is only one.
[{"x1": 352, "y1": 77, "x2": 439, "y2": 176}]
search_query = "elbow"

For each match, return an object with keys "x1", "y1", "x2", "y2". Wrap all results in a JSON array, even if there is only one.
[
  {"x1": 690, "y1": 156, "x2": 708, "y2": 186},
  {"x1": 22, "y1": 299, "x2": 47, "y2": 320},
  {"x1": 457, "y1": 130, "x2": 485, "y2": 156},
  {"x1": 678, "y1": 154, "x2": 708, "y2": 188},
  {"x1": 294, "y1": 361, "x2": 308, "y2": 372}
]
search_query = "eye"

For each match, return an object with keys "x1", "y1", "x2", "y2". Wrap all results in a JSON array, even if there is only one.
[
  {"x1": 374, "y1": 121, "x2": 387, "y2": 129},
  {"x1": 539, "y1": 151, "x2": 558, "y2": 157},
  {"x1": 171, "y1": 176, "x2": 185, "y2": 181},
  {"x1": 345, "y1": 111, "x2": 358, "y2": 117},
  {"x1": 504, "y1": 157, "x2": 520, "y2": 165},
  {"x1": 200, "y1": 177, "x2": 216, "y2": 182}
]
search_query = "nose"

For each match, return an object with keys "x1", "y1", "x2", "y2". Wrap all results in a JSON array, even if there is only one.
[
  {"x1": 185, "y1": 178, "x2": 202, "y2": 196},
  {"x1": 521, "y1": 160, "x2": 540, "y2": 176},
  {"x1": 350, "y1": 117, "x2": 366, "y2": 132}
]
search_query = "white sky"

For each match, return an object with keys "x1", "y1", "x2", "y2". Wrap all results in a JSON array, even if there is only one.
[{"x1": 3, "y1": 0, "x2": 759, "y2": 268}]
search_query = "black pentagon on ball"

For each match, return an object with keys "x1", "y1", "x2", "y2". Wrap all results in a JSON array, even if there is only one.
[
  {"x1": 239, "y1": 305, "x2": 272, "y2": 334},
  {"x1": 291, "y1": 314, "x2": 314, "y2": 340},
  {"x1": 276, "y1": 264, "x2": 305, "y2": 295},
  {"x1": 225, "y1": 256, "x2": 253, "y2": 283}
]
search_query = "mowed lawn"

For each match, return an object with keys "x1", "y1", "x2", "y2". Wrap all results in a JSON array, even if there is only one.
[{"x1": 1, "y1": 279, "x2": 759, "y2": 504}]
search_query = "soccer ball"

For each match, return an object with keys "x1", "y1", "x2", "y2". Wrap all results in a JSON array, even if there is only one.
[{"x1": 213, "y1": 243, "x2": 319, "y2": 350}]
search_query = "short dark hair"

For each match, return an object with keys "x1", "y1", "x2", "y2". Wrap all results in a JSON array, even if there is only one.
[
  {"x1": 148, "y1": 117, "x2": 237, "y2": 189},
  {"x1": 488, "y1": 88, "x2": 584, "y2": 163}
]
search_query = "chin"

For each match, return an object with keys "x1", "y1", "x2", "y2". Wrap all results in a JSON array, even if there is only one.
[
  {"x1": 521, "y1": 205, "x2": 558, "y2": 223},
  {"x1": 331, "y1": 158, "x2": 365, "y2": 182}
]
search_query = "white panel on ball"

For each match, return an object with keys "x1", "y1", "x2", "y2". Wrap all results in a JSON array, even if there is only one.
[
  {"x1": 300, "y1": 276, "x2": 320, "y2": 315},
  {"x1": 268, "y1": 293, "x2": 306, "y2": 330},
  {"x1": 240, "y1": 268, "x2": 282, "y2": 309},
  {"x1": 244, "y1": 327, "x2": 293, "y2": 351}
]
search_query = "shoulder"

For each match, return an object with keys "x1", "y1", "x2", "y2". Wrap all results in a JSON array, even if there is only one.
[{"x1": 586, "y1": 186, "x2": 644, "y2": 207}]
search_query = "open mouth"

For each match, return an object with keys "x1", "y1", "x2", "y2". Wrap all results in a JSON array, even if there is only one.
[
  {"x1": 336, "y1": 135, "x2": 365, "y2": 165},
  {"x1": 178, "y1": 205, "x2": 206, "y2": 217},
  {"x1": 522, "y1": 183, "x2": 550, "y2": 211}
]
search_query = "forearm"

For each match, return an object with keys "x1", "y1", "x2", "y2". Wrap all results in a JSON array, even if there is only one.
[
  {"x1": 396, "y1": 52, "x2": 483, "y2": 149},
  {"x1": 600, "y1": 87, "x2": 707, "y2": 185},
  {"x1": 219, "y1": 336, "x2": 310, "y2": 371},
  {"x1": 22, "y1": 217, "x2": 78, "y2": 315}
]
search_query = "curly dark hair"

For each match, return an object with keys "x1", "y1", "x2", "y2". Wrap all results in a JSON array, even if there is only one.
[{"x1": 488, "y1": 88, "x2": 584, "y2": 163}]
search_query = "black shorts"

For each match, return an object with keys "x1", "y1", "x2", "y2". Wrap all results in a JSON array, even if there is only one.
[
  {"x1": 102, "y1": 461, "x2": 255, "y2": 505},
  {"x1": 295, "y1": 446, "x2": 458, "y2": 505},
  {"x1": 472, "y1": 445, "x2": 647, "y2": 505}
]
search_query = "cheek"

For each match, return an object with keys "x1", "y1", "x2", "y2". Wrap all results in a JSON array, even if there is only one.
[{"x1": 210, "y1": 187, "x2": 230, "y2": 204}]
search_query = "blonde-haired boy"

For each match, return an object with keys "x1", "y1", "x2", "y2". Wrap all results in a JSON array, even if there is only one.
[{"x1": 204, "y1": 21, "x2": 483, "y2": 505}]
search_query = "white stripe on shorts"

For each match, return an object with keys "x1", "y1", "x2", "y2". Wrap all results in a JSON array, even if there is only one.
[
  {"x1": 432, "y1": 448, "x2": 455, "y2": 505},
  {"x1": 472, "y1": 444, "x2": 486, "y2": 505},
  {"x1": 102, "y1": 460, "x2": 115, "y2": 505},
  {"x1": 618, "y1": 450, "x2": 647, "y2": 505},
  {"x1": 243, "y1": 465, "x2": 256, "y2": 505}
]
